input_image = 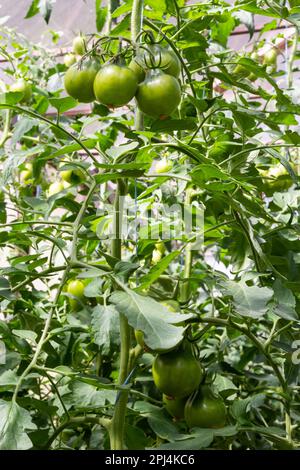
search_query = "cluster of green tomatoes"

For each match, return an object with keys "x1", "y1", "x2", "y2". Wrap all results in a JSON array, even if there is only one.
[
  {"x1": 64, "y1": 35, "x2": 182, "y2": 119},
  {"x1": 135, "y1": 300, "x2": 227, "y2": 428}
]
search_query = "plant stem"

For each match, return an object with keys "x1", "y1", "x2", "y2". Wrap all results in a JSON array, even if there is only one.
[
  {"x1": 0, "y1": 109, "x2": 12, "y2": 147},
  {"x1": 179, "y1": 188, "x2": 194, "y2": 303},
  {"x1": 108, "y1": 0, "x2": 144, "y2": 451},
  {"x1": 109, "y1": 179, "x2": 131, "y2": 450}
]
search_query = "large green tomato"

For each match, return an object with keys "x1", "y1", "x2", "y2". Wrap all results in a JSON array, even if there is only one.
[
  {"x1": 72, "y1": 35, "x2": 86, "y2": 55},
  {"x1": 64, "y1": 59, "x2": 100, "y2": 103},
  {"x1": 67, "y1": 279, "x2": 85, "y2": 310},
  {"x1": 152, "y1": 350, "x2": 204, "y2": 398},
  {"x1": 93, "y1": 64, "x2": 138, "y2": 107},
  {"x1": 10, "y1": 79, "x2": 32, "y2": 103},
  {"x1": 136, "y1": 70, "x2": 181, "y2": 119},
  {"x1": 163, "y1": 394, "x2": 187, "y2": 420},
  {"x1": 184, "y1": 385, "x2": 227, "y2": 428}
]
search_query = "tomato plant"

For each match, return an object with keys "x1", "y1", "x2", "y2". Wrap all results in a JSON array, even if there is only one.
[{"x1": 0, "y1": 0, "x2": 300, "y2": 453}]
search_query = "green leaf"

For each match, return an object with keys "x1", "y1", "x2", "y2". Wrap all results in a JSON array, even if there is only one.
[
  {"x1": 95, "y1": 0, "x2": 108, "y2": 32},
  {"x1": 0, "y1": 400, "x2": 36, "y2": 450},
  {"x1": 91, "y1": 305, "x2": 120, "y2": 355},
  {"x1": 221, "y1": 280, "x2": 273, "y2": 319},
  {"x1": 25, "y1": 0, "x2": 40, "y2": 18},
  {"x1": 49, "y1": 97, "x2": 78, "y2": 113},
  {"x1": 69, "y1": 381, "x2": 116, "y2": 409},
  {"x1": 39, "y1": 0, "x2": 54, "y2": 24},
  {"x1": 269, "y1": 280, "x2": 299, "y2": 321},
  {"x1": 110, "y1": 285, "x2": 194, "y2": 351}
]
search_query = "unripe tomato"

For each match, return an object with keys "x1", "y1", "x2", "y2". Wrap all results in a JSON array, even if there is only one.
[
  {"x1": 263, "y1": 48, "x2": 277, "y2": 68},
  {"x1": 93, "y1": 64, "x2": 138, "y2": 107},
  {"x1": 152, "y1": 47, "x2": 181, "y2": 78},
  {"x1": 136, "y1": 70, "x2": 181, "y2": 119},
  {"x1": 163, "y1": 394, "x2": 187, "y2": 419},
  {"x1": 184, "y1": 385, "x2": 227, "y2": 428},
  {"x1": 232, "y1": 63, "x2": 250, "y2": 79},
  {"x1": 59, "y1": 164, "x2": 84, "y2": 184},
  {"x1": 155, "y1": 241, "x2": 166, "y2": 255},
  {"x1": 152, "y1": 248, "x2": 162, "y2": 265},
  {"x1": 152, "y1": 350, "x2": 204, "y2": 398},
  {"x1": 67, "y1": 279, "x2": 85, "y2": 310},
  {"x1": 64, "y1": 53, "x2": 77, "y2": 67},
  {"x1": 10, "y1": 79, "x2": 32, "y2": 103},
  {"x1": 72, "y1": 35, "x2": 86, "y2": 55},
  {"x1": 160, "y1": 299, "x2": 180, "y2": 312},
  {"x1": 20, "y1": 163, "x2": 33, "y2": 185},
  {"x1": 64, "y1": 59, "x2": 100, "y2": 103},
  {"x1": 129, "y1": 58, "x2": 146, "y2": 83},
  {"x1": 47, "y1": 181, "x2": 65, "y2": 197},
  {"x1": 155, "y1": 158, "x2": 173, "y2": 173},
  {"x1": 258, "y1": 165, "x2": 292, "y2": 194},
  {"x1": 134, "y1": 329, "x2": 145, "y2": 348}
]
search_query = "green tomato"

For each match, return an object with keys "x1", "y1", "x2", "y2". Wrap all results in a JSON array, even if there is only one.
[
  {"x1": 163, "y1": 394, "x2": 187, "y2": 420},
  {"x1": 64, "y1": 59, "x2": 100, "y2": 103},
  {"x1": 155, "y1": 158, "x2": 173, "y2": 174},
  {"x1": 136, "y1": 70, "x2": 181, "y2": 119},
  {"x1": 93, "y1": 64, "x2": 138, "y2": 107},
  {"x1": 20, "y1": 163, "x2": 33, "y2": 184},
  {"x1": 134, "y1": 329, "x2": 145, "y2": 348},
  {"x1": 263, "y1": 48, "x2": 277, "y2": 66},
  {"x1": 10, "y1": 79, "x2": 32, "y2": 103},
  {"x1": 152, "y1": 349, "x2": 204, "y2": 398},
  {"x1": 72, "y1": 35, "x2": 86, "y2": 56},
  {"x1": 59, "y1": 164, "x2": 84, "y2": 184},
  {"x1": 160, "y1": 299, "x2": 180, "y2": 312},
  {"x1": 152, "y1": 47, "x2": 181, "y2": 78},
  {"x1": 232, "y1": 63, "x2": 250, "y2": 79},
  {"x1": 258, "y1": 165, "x2": 292, "y2": 194},
  {"x1": 152, "y1": 248, "x2": 162, "y2": 265},
  {"x1": 64, "y1": 53, "x2": 77, "y2": 67},
  {"x1": 128, "y1": 58, "x2": 146, "y2": 83},
  {"x1": 67, "y1": 279, "x2": 85, "y2": 310},
  {"x1": 47, "y1": 181, "x2": 65, "y2": 197},
  {"x1": 155, "y1": 241, "x2": 166, "y2": 254},
  {"x1": 184, "y1": 385, "x2": 227, "y2": 429}
]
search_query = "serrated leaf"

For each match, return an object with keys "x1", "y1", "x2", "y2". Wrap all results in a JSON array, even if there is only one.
[
  {"x1": 69, "y1": 381, "x2": 116, "y2": 408},
  {"x1": 270, "y1": 280, "x2": 299, "y2": 321},
  {"x1": 110, "y1": 285, "x2": 194, "y2": 351},
  {"x1": 221, "y1": 280, "x2": 273, "y2": 319},
  {"x1": 0, "y1": 400, "x2": 36, "y2": 450},
  {"x1": 96, "y1": 0, "x2": 108, "y2": 31},
  {"x1": 49, "y1": 96, "x2": 78, "y2": 113},
  {"x1": 91, "y1": 305, "x2": 120, "y2": 355}
]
